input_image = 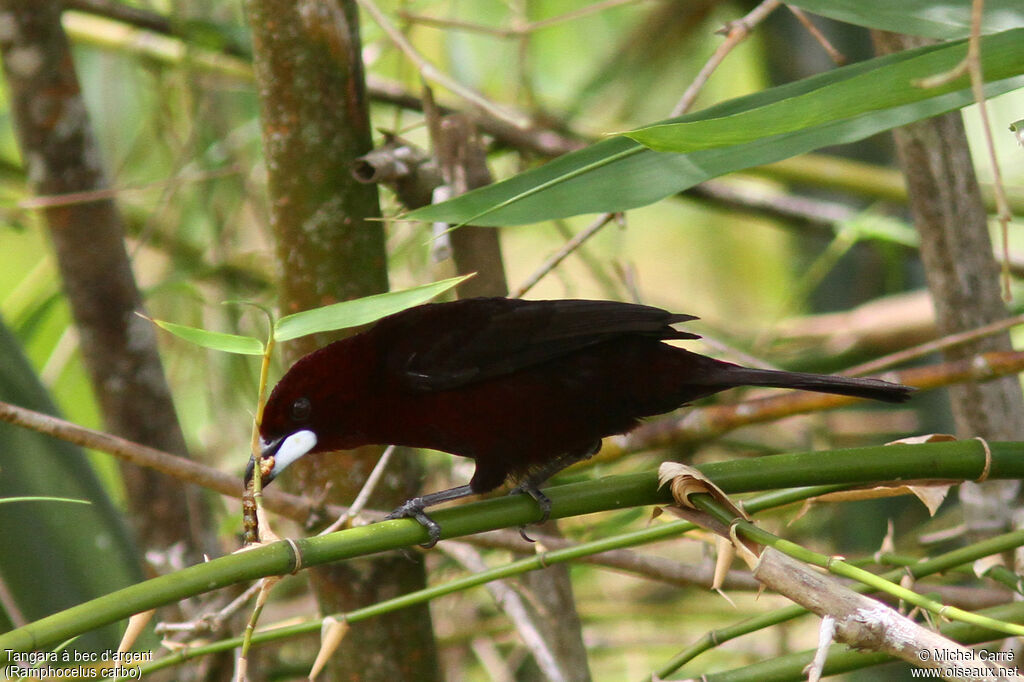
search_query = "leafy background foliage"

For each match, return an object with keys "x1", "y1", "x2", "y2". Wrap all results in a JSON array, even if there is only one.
[{"x1": 2, "y1": 0, "x2": 1024, "y2": 679}]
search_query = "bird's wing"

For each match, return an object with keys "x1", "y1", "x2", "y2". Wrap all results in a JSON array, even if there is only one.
[{"x1": 386, "y1": 298, "x2": 699, "y2": 391}]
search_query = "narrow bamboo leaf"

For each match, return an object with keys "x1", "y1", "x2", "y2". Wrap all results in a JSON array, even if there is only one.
[
  {"x1": 151, "y1": 318, "x2": 265, "y2": 355},
  {"x1": 273, "y1": 274, "x2": 472, "y2": 342},
  {"x1": 625, "y1": 28, "x2": 1024, "y2": 153},
  {"x1": 408, "y1": 30, "x2": 1024, "y2": 227},
  {"x1": 0, "y1": 319, "x2": 142, "y2": 652},
  {"x1": 788, "y1": 0, "x2": 1024, "y2": 40}
]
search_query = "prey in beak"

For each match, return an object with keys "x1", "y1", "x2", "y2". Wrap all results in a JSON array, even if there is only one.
[{"x1": 244, "y1": 429, "x2": 319, "y2": 487}]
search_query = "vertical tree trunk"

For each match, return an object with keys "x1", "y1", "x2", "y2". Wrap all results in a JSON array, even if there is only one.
[
  {"x1": 435, "y1": 115, "x2": 592, "y2": 681},
  {"x1": 873, "y1": 31, "x2": 1024, "y2": 537},
  {"x1": 0, "y1": 0, "x2": 211, "y2": 558},
  {"x1": 435, "y1": 116, "x2": 510, "y2": 300},
  {"x1": 244, "y1": 0, "x2": 439, "y2": 679}
]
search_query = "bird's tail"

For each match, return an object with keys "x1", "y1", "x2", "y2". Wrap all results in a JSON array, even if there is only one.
[{"x1": 718, "y1": 366, "x2": 914, "y2": 403}]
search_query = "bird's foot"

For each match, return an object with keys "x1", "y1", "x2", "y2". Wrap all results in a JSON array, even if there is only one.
[
  {"x1": 510, "y1": 483, "x2": 552, "y2": 542},
  {"x1": 385, "y1": 498, "x2": 442, "y2": 548}
]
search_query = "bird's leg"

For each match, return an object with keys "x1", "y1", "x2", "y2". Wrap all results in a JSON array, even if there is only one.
[
  {"x1": 511, "y1": 442, "x2": 601, "y2": 540},
  {"x1": 385, "y1": 484, "x2": 475, "y2": 548}
]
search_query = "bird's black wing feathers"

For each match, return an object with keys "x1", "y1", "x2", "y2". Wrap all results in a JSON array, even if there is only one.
[{"x1": 381, "y1": 298, "x2": 699, "y2": 391}]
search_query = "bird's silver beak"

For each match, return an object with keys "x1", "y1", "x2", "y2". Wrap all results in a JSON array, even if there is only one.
[{"x1": 244, "y1": 429, "x2": 318, "y2": 486}]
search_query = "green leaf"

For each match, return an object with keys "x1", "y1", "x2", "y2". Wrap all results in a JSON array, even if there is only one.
[
  {"x1": 624, "y1": 28, "x2": 1024, "y2": 154},
  {"x1": 0, "y1": 318, "x2": 143, "y2": 652},
  {"x1": 273, "y1": 274, "x2": 472, "y2": 342},
  {"x1": 147, "y1": 276, "x2": 470, "y2": 353},
  {"x1": 788, "y1": 0, "x2": 1024, "y2": 40},
  {"x1": 150, "y1": 318, "x2": 265, "y2": 355},
  {"x1": 408, "y1": 29, "x2": 1024, "y2": 227}
]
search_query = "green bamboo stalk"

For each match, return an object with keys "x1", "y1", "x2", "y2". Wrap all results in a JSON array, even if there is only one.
[
  {"x1": 140, "y1": 493, "x2": 1024, "y2": 680},
  {"x1": 2, "y1": 439, "x2": 1023, "y2": 655},
  {"x1": 126, "y1": 483, "x2": 849, "y2": 678}
]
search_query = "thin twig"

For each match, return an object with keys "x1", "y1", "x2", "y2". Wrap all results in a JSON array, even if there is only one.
[
  {"x1": 671, "y1": 0, "x2": 781, "y2": 116},
  {"x1": 466, "y1": 529, "x2": 760, "y2": 591},
  {"x1": 520, "y1": 0, "x2": 649, "y2": 34},
  {"x1": 786, "y1": 6, "x2": 846, "y2": 65},
  {"x1": 0, "y1": 399, "x2": 315, "y2": 521},
  {"x1": 155, "y1": 582, "x2": 264, "y2": 638},
  {"x1": 844, "y1": 312, "x2": 1024, "y2": 377},
  {"x1": 18, "y1": 165, "x2": 242, "y2": 209},
  {"x1": 398, "y1": 0, "x2": 647, "y2": 38},
  {"x1": 962, "y1": 0, "x2": 1015, "y2": 301},
  {"x1": 354, "y1": 0, "x2": 529, "y2": 128},
  {"x1": 909, "y1": 0, "x2": 1014, "y2": 299},
  {"x1": 511, "y1": 212, "x2": 618, "y2": 297},
  {"x1": 395, "y1": 11, "x2": 515, "y2": 38},
  {"x1": 365, "y1": 76, "x2": 584, "y2": 157},
  {"x1": 510, "y1": 0, "x2": 536, "y2": 112},
  {"x1": 318, "y1": 445, "x2": 396, "y2": 535},
  {"x1": 692, "y1": 178, "x2": 854, "y2": 225},
  {"x1": 697, "y1": 333, "x2": 783, "y2": 371},
  {"x1": 444, "y1": 543, "x2": 569, "y2": 682}
]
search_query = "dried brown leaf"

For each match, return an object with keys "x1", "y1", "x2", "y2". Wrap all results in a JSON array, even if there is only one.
[
  {"x1": 657, "y1": 462, "x2": 749, "y2": 520},
  {"x1": 794, "y1": 482, "x2": 954, "y2": 519}
]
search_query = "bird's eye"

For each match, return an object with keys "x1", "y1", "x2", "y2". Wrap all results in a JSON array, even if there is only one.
[{"x1": 290, "y1": 397, "x2": 311, "y2": 422}]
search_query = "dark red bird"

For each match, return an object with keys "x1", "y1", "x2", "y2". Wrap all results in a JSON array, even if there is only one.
[{"x1": 249, "y1": 297, "x2": 913, "y2": 544}]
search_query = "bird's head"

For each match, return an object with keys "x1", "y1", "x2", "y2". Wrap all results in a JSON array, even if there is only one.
[{"x1": 245, "y1": 336, "x2": 376, "y2": 488}]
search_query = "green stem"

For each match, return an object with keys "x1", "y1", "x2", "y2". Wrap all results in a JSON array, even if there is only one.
[
  {"x1": 126, "y1": 484, "x2": 848, "y2": 678},
  {"x1": 3, "y1": 439, "x2": 1023, "y2": 656}
]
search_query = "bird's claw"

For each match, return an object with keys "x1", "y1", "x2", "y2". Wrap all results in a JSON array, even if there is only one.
[
  {"x1": 511, "y1": 484, "x2": 552, "y2": 542},
  {"x1": 385, "y1": 500, "x2": 442, "y2": 548}
]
